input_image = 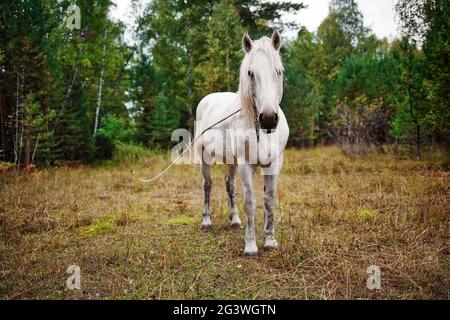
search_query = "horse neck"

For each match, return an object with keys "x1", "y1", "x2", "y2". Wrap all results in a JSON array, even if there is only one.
[{"x1": 237, "y1": 91, "x2": 257, "y2": 129}]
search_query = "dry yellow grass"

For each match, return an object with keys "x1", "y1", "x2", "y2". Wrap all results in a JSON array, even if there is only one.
[{"x1": 0, "y1": 146, "x2": 449, "y2": 299}]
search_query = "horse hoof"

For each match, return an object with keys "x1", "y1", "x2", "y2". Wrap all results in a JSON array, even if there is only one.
[
  {"x1": 263, "y1": 238, "x2": 279, "y2": 250},
  {"x1": 231, "y1": 222, "x2": 242, "y2": 230},
  {"x1": 201, "y1": 224, "x2": 212, "y2": 232},
  {"x1": 243, "y1": 250, "x2": 258, "y2": 258},
  {"x1": 244, "y1": 241, "x2": 258, "y2": 258}
]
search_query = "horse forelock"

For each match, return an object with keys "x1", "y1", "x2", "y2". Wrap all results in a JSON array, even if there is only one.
[{"x1": 238, "y1": 37, "x2": 283, "y2": 122}]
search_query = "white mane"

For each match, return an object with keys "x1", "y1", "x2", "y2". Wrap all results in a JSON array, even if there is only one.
[{"x1": 238, "y1": 36, "x2": 284, "y2": 122}]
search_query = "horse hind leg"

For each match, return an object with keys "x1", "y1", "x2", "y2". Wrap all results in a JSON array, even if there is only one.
[
  {"x1": 201, "y1": 162, "x2": 212, "y2": 232},
  {"x1": 225, "y1": 165, "x2": 242, "y2": 229}
]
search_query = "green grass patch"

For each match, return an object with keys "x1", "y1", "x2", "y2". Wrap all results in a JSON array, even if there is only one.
[
  {"x1": 167, "y1": 216, "x2": 198, "y2": 225},
  {"x1": 79, "y1": 219, "x2": 117, "y2": 236},
  {"x1": 357, "y1": 209, "x2": 376, "y2": 219},
  {"x1": 409, "y1": 186, "x2": 423, "y2": 196}
]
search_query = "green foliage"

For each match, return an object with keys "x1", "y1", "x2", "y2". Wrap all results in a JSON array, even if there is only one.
[
  {"x1": 112, "y1": 142, "x2": 155, "y2": 164},
  {"x1": 95, "y1": 115, "x2": 138, "y2": 160},
  {"x1": 421, "y1": 1, "x2": 450, "y2": 139},
  {"x1": 97, "y1": 115, "x2": 138, "y2": 144},
  {"x1": 284, "y1": 27, "x2": 321, "y2": 146},
  {"x1": 0, "y1": 0, "x2": 131, "y2": 164},
  {"x1": 231, "y1": 0, "x2": 304, "y2": 37},
  {"x1": 195, "y1": 0, "x2": 244, "y2": 96},
  {"x1": 395, "y1": 0, "x2": 450, "y2": 147},
  {"x1": 21, "y1": 93, "x2": 56, "y2": 164},
  {"x1": 389, "y1": 38, "x2": 429, "y2": 158},
  {"x1": 329, "y1": 0, "x2": 369, "y2": 47},
  {"x1": 149, "y1": 93, "x2": 183, "y2": 146},
  {"x1": 0, "y1": 0, "x2": 448, "y2": 164}
]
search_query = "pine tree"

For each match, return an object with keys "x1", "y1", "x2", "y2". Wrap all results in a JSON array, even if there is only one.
[
  {"x1": 195, "y1": 0, "x2": 244, "y2": 97},
  {"x1": 284, "y1": 27, "x2": 321, "y2": 146}
]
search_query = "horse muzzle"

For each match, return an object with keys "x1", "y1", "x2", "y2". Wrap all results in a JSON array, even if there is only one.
[{"x1": 259, "y1": 112, "x2": 279, "y2": 133}]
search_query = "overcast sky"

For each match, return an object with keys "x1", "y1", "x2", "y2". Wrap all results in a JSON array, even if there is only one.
[
  {"x1": 289, "y1": 0, "x2": 399, "y2": 40},
  {"x1": 110, "y1": 0, "x2": 400, "y2": 42}
]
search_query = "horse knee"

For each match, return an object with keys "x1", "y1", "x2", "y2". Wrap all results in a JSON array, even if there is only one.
[
  {"x1": 264, "y1": 190, "x2": 275, "y2": 209},
  {"x1": 264, "y1": 189, "x2": 275, "y2": 199},
  {"x1": 245, "y1": 198, "x2": 255, "y2": 209},
  {"x1": 225, "y1": 167, "x2": 236, "y2": 190},
  {"x1": 243, "y1": 192, "x2": 256, "y2": 214},
  {"x1": 203, "y1": 179, "x2": 211, "y2": 191},
  {"x1": 225, "y1": 175, "x2": 231, "y2": 192}
]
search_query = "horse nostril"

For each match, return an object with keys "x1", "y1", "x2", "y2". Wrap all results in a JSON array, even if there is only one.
[{"x1": 258, "y1": 112, "x2": 279, "y2": 130}]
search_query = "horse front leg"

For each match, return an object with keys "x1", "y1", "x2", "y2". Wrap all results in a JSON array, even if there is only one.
[
  {"x1": 225, "y1": 165, "x2": 242, "y2": 229},
  {"x1": 238, "y1": 164, "x2": 257, "y2": 257},
  {"x1": 263, "y1": 174, "x2": 279, "y2": 250},
  {"x1": 262, "y1": 155, "x2": 283, "y2": 250},
  {"x1": 201, "y1": 162, "x2": 212, "y2": 232}
]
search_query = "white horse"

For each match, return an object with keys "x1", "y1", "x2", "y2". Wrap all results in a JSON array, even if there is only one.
[{"x1": 194, "y1": 31, "x2": 289, "y2": 257}]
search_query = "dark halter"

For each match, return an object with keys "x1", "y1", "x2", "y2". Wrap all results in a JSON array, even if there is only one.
[{"x1": 252, "y1": 105, "x2": 260, "y2": 143}]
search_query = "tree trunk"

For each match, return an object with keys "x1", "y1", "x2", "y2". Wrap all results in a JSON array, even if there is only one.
[
  {"x1": 53, "y1": 45, "x2": 83, "y2": 130},
  {"x1": 93, "y1": 65, "x2": 105, "y2": 137},
  {"x1": 407, "y1": 78, "x2": 420, "y2": 160},
  {"x1": 186, "y1": 53, "x2": 194, "y2": 120},
  {"x1": 225, "y1": 8, "x2": 231, "y2": 92},
  {"x1": 415, "y1": 124, "x2": 421, "y2": 160},
  {"x1": 31, "y1": 133, "x2": 40, "y2": 164},
  {"x1": 226, "y1": 49, "x2": 231, "y2": 92},
  {"x1": 24, "y1": 136, "x2": 30, "y2": 165},
  {"x1": 93, "y1": 30, "x2": 107, "y2": 138},
  {"x1": 0, "y1": 93, "x2": 4, "y2": 156}
]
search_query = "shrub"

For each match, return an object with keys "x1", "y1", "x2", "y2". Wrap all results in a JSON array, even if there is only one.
[{"x1": 112, "y1": 142, "x2": 155, "y2": 163}]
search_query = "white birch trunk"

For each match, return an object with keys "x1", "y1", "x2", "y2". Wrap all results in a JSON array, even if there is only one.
[{"x1": 93, "y1": 30, "x2": 107, "y2": 138}]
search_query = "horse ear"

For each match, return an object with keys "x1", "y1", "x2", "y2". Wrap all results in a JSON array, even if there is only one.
[
  {"x1": 271, "y1": 30, "x2": 282, "y2": 51},
  {"x1": 242, "y1": 32, "x2": 252, "y2": 53}
]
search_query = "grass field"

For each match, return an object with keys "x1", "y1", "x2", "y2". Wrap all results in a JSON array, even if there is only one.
[{"x1": 0, "y1": 146, "x2": 449, "y2": 299}]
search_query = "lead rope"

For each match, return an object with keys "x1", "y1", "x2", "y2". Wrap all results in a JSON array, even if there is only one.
[{"x1": 139, "y1": 108, "x2": 242, "y2": 183}]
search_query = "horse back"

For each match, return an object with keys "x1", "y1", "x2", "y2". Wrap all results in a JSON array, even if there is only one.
[{"x1": 196, "y1": 92, "x2": 239, "y2": 123}]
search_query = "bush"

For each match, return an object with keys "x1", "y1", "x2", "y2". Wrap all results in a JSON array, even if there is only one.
[
  {"x1": 112, "y1": 142, "x2": 155, "y2": 163},
  {"x1": 330, "y1": 98, "x2": 391, "y2": 158},
  {"x1": 95, "y1": 115, "x2": 139, "y2": 160}
]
